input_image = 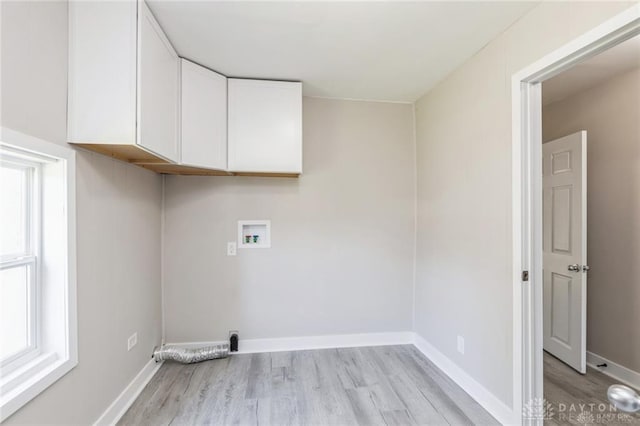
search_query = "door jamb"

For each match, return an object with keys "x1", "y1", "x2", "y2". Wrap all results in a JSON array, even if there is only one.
[{"x1": 512, "y1": 5, "x2": 640, "y2": 425}]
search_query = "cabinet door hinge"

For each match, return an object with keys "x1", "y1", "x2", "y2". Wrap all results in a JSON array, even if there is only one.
[{"x1": 522, "y1": 270, "x2": 529, "y2": 282}]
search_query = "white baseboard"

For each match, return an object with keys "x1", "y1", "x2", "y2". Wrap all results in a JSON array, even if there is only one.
[
  {"x1": 93, "y1": 358, "x2": 162, "y2": 426},
  {"x1": 587, "y1": 351, "x2": 640, "y2": 391},
  {"x1": 412, "y1": 334, "x2": 516, "y2": 425},
  {"x1": 168, "y1": 331, "x2": 414, "y2": 354}
]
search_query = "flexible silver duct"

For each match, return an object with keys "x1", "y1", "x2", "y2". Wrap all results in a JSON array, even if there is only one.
[{"x1": 152, "y1": 343, "x2": 230, "y2": 364}]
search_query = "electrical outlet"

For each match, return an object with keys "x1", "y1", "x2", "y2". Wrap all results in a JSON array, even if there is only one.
[
  {"x1": 457, "y1": 336, "x2": 465, "y2": 354},
  {"x1": 127, "y1": 332, "x2": 138, "y2": 351},
  {"x1": 227, "y1": 242, "x2": 237, "y2": 256}
]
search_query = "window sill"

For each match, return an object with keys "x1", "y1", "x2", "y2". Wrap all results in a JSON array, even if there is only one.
[{"x1": 0, "y1": 352, "x2": 77, "y2": 421}]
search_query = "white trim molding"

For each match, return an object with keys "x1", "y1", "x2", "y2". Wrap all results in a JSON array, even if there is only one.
[
  {"x1": 587, "y1": 352, "x2": 640, "y2": 392},
  {"x1": 240, "y1": 331, "x2": 414, "y2": 353},
  {"x1": 93, "y1": 359, "x2": 163, "y2": 426},
  {"x1": 412, "y1": 334, "x2": 516, "y2": 425},
  {"x1": 169, "y1": 331, "x2": 415, "y2": 355}
]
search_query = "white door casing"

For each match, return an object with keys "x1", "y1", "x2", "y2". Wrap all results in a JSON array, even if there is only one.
[
  {"x1": 513, "y1": 6, "x2": 640, "y2": 422},
  {"x1": 542, "y1": 131, "x2": 587, "y2": 374}
]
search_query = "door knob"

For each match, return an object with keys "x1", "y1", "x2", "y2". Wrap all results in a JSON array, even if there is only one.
[
  {"x1": 568, "y1": 264, "x2": 580, "y2": 272},
  {"x1": 582, "y1": 265, "x2": 591, "y2": 272}
]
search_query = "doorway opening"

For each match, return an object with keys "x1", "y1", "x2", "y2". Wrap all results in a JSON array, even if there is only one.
[
  {"x1": 540, "y1": 33, "x2": 640, "y2": 424},
  {"x1": 512, "y1": 5, "x2": 640, "y2": 425}
]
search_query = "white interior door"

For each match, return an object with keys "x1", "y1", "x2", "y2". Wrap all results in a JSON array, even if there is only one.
[{"x1": 542, "y1": 131, "x2": 587, "y2": 374}]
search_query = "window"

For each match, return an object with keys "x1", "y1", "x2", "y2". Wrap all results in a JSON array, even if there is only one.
[
  {"x1": 1, "y1": 156, "x2": 39, "y2": 370},
  {"x1": 0, "y1": 128, "x2": 77, "y2": 421}
]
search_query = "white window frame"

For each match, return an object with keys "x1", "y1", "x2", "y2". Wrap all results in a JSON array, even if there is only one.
[
  {"x1": 0, "y1": 156, "x2": 41, "y2": 374},
  {"x1": 0, "y1": 128, "x2": 77, "y2": 422}
]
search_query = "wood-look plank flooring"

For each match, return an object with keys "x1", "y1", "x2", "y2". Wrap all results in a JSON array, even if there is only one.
[
  {"x1": 544, "y1": 352, "x2": 640, "y2": 425},
  {"x1": 119, "y1": 345, "x2": 498, "y2": 426}
]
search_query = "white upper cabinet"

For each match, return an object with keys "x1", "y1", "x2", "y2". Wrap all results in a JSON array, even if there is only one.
[
  {"x1": 228, "y1": 79, "x2": 302, "y2": 174},
  {"x1": 68, "y1": 0, "x2": 179, "y2": 163},
  {"x1": 138, "y1": 2, "x2": 179, "y2": 162},
  {"x1": 69, "y1": 2, "x2": 302, "y2": 177},
  {"x1": 68, "y1": 1, "x2": 138, "y2": 144},
  {"x1": 180, "y1": 59, "x2": 227, "y2": 170}
]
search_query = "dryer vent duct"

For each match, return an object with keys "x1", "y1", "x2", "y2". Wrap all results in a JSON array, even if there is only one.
[{"x1": 152, "y1": 343, "x2": 229, "y2": 364}]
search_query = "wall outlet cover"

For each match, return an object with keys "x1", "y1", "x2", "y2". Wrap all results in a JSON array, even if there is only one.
[
  {"x1": 457, "y1": 336, "x2": 465, "y2": 354},
  {"x1": 227, "y1": 242, "x2": 237, "y2": 256},
  {"x1": 128, "y1": 332, "x2": 138, "y2": 351}
]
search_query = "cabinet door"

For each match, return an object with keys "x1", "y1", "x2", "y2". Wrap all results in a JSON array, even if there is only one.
[
  {"x1": 68, "y1": 1, "x2": 137, "y2": 144},
  {"x1": 137, "y1": 2, "x2": 179, "y2": 162},
  {"x1": 228, "y1": 79, "x2": 302, "y2": 174},
  {"x1": 180, "y1": 59, "x2": 227, "y2": 170}
]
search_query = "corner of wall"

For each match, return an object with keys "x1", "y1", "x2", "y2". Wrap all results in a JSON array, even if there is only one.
[{"x1": 411, "y1": 101, "x2": 418, "y2": 334}]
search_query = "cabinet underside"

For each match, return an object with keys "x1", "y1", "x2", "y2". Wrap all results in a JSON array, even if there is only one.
[{"x1": 74, "y1": 143, "x2": 299, "y2": 177}]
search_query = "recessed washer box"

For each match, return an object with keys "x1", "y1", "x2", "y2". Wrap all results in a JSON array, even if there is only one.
[{"x1": 238, "y1": 220, "x2": 271, "y2": 248}]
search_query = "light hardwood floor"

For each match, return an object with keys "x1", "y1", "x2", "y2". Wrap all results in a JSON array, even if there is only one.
[
  {"x1": 544, "y1": 352, "x2": 640, "y2": 425},
  {"x1": 119, "y1": 345, "x2": 498, "y2": 425}
]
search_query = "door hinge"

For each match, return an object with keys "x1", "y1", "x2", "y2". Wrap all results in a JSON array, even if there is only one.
[{"x1": 522, "y1": 270, "x2": 529, "y2": 282}]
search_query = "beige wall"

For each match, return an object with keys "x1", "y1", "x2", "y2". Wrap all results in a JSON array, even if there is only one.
[
  {"x1": 414, "y1": 1, "x2": 635, "y2": 409},
  {"x1": 1, "y1": 2, "x2": 163, "y2": 423},
  {"x1": 543, "y1": 67, "x2": 640, "y2": 373},
  {"x1": 163, "y1": 97, "x2": 415, "y2": 342}
]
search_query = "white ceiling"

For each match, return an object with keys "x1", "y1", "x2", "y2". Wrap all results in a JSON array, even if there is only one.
[
  {"x1": 543, "y1": 34, "x2": 640, "y2": 106},
  {"x1": 148, "y1": 1, "x2": 537, "y2": 102}
]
